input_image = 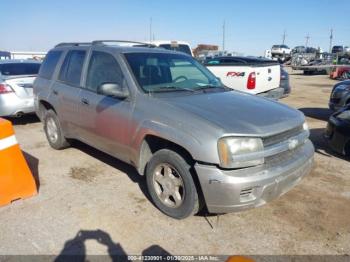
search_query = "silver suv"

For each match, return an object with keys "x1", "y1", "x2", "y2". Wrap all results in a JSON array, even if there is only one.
[{"x1": 34, "y1": 40, "x2": 314, "y2": 219}]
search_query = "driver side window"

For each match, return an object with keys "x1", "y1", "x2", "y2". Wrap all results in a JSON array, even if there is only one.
[{"x1": 86, "y1": 51, "x2": 123, "y2": 92}]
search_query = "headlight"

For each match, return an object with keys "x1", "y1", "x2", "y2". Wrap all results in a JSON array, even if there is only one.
[
  {"x1": 337, "y1": 110, "x2": 350, "y2": 121},
  {"x1": 302, "y1": 121, "x2": 310, "y2": 138},
  {"x1": 218, "y1": 137, "x2": 264, "y2": 168},
  {"x1": 303, "y1": 122, "x2": 309, "y2": 131}
]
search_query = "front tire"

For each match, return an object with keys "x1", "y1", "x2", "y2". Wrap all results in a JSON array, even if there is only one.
[
  {"x1": 44, "y1": 109, "x2": 70, "y2": 150},
  {"x1": 146, "y1": 149, "x2": 200, "y2": 219}
]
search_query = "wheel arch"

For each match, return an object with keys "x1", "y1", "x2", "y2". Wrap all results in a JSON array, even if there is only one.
[
  {"x1": 38, "y1": 100, "x2": 56, "y2": 120},
  {"x1": 137, "y1": 134, "x2": 195, "y2": 176}
]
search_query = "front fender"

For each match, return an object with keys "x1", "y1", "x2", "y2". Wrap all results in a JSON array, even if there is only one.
[{"x1": 130, "y1": 119, "x2": 219, "y2": 166}]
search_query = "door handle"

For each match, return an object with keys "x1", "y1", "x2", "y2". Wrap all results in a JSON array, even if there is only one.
[
  {"x1": 53, "y1": 90, "x2": 58, "y2": 95},
  {"x1": 81, "y1": 98, "x2": 89, "y2": 105}
]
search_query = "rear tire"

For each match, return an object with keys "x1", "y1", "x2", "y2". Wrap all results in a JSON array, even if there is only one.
[
  {"x1": 342, "y1": 71, "x2": 349, "y2": 80},
  {"x1": 44, "y1": 109, "x2": 70, "y2": 150},
  {"x1": 344, "y1": 142, "x2": 350, "y2": 157},
  {"x1": 146, "y1": 149, "x2": 200, "y2": 219}
]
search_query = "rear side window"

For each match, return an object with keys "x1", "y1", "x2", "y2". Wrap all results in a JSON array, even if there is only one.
[
  {"x1": 39, "y1": 51, "x2": 62, "y2": 79},
  {"x1": 0, "y1": 63, "x2": 40, "y2": 76},
  {"x1": 59, "y1": 50, "x2": 86, "y2": 86},
  {"x1": 86, "y1": 51, "x2": 123, "y2": 92}
]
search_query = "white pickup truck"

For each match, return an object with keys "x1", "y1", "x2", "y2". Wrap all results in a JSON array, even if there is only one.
[{"x1": 205, "y1": 56, "x2": 284, "y2": 99}]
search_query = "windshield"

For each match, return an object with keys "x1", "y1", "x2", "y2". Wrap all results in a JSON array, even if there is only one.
[
  {"x1": 158, "y1": 44, "x2": 192, "y2": 56},
  {"x1": 124, "y1": 52, "x2": 223, "y2": 93},
  {"x1": 0, "y1": 63, "x2": 41, "y2": 76}
]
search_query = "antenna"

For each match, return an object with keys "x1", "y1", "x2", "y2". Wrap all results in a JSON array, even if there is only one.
[
  {"x1": 329, "y1": 28, "x2": 333, "y2": 53},
  {"x1": 282, "y1": 30, "x2": 287, "y2": 45},
  {"x1": 305, "y1": 33, "x2": 310, "y2": 48},
  {"x1": 149, "y1": 17, "x2": 153, "y2": 44},
  {"x1": 222, "y1": 20, "x2": 226, "y2": 52}
]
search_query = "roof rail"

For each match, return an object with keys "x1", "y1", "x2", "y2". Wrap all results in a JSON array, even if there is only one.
[
  {"x1": 54, "y1": 40, "x2": 156, "y2": 48},
  {"x1": 92, "y1": 40, "x2": 156, "y2": 47},
  {"x1": 55, "y1": 42, "x2": 91, "y2": 48}
]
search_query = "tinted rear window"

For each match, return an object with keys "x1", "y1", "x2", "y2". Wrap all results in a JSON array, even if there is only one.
[
  {"x1": 0, "y1": 63, "x2": 41, "y2": 76},
  {"x1": 39, "y1": 51, "x2": 62, "y2": 79},
  {"x1": 58, "y1": 50, "x2": 86, "y2": 86}
]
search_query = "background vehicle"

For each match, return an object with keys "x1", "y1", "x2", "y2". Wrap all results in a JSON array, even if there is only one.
[
  {"x1": 34, "y1": 40, "x2": 313, "y2": 219},
  {"x1": 332, "y1": 45, "x2": 350, "y2": 55},
  {"x1": 205, "y1": 56, "x2": 284, "y2": 99},
  {"x1": 10, "y1": 51, "x2": 47, "y2": 60},
  {"x1": 0, "y1": 51, "x2": 11, "y2": 60},
  {"x1": 330, "y1": 65, "x2": 350, "y2": 80},
  {"x1": 0, "y1": 59, "x2": 41, "y2": 117},
  {"x1": 150, "y1": 40, "x2": 193, "y2": 56},
  {"x1": 329, "y1": 80, "x2": 350, "y2": 111},
  {"x1": 292, "y1": 46, "x2": 306, "y2": 54},
  {"x1": 271, "y1": 45, "x2": 291, "y2": 56},
  {"x1": 325, "y1": 104, "x2": 350, "y2": 156}
]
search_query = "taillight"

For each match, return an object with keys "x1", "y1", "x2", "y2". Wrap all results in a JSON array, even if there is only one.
[
  {"x1": 0, "y1": 83, "x2": 14, "y2": 94},
  {"x1": 247, "y1": 72, "x2": 256, "y2": 89}
]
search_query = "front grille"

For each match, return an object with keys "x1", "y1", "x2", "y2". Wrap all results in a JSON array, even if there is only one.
[
  {"x1": 263, "y1": 125, "x2": 303, "y2": 147},
  {"x1": 265, "y1": 146, "x2": 300, "y2": 168}
]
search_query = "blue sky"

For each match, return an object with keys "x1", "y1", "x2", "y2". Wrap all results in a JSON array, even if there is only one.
[{"x1": 1, "y1": 0, "x2": 349, "y2": 55}]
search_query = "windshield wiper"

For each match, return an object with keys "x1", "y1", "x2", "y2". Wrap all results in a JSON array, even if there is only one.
[
  {"x1": 152, "y1": 86, "x2": 195, "y2": 93},
  {"x1": 194, "y1": 85, "x2": 229, "y2": 92}
]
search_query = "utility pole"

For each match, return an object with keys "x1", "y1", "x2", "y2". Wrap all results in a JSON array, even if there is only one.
[
  {"x1": 222, "y1": 20, "x2": 226, "y2": 52},
  {"x1": 305, "y1": 33, "x2": 310, "y2": 48},
  {"x1": 282, "y1": 30, "x2": 287, "y2": 45},
  {"x1": 329, "y1": 28, "x2": 333, "y2": 53},
  {"x1": 149, "y1": 17, "x2": 153, "y2": 44}
]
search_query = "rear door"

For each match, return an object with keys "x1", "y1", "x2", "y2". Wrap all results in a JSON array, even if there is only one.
[{"x1": 52, "y1": 49, "x2": 87, "y2": 137}]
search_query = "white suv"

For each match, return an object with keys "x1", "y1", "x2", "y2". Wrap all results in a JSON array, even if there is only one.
[{"x1": 271, "y1": 45, "x2": 291, "y2": 56}]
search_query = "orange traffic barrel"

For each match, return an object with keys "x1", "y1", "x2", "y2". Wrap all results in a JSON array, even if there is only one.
[{"x1": 0, "y1": 118, "x2": 37, "y2": 207}]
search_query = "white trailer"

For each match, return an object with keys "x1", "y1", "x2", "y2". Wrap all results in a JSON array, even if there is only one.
[{"x1": 10, "y1": 51, "x2": 47, "y2": 60}]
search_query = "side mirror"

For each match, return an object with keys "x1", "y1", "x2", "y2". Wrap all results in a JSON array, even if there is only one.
[{"x1": 97, "y1": 83, "x2": 129, "y2": 99}]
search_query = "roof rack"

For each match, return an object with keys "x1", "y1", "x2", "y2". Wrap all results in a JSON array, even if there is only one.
[
  {"x1": 92, "y1": 40, "x2": 156, "y2": 47},
  {"x1": 55, "y1": 42, "x2": 91, "y2": 48},
  {"x1": 54, "y1": 40, "x2": 156, "y2": 48}
]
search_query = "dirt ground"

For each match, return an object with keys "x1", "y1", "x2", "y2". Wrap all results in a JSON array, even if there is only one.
[{"x1": 0, "y1": 70, "x2": 349, "y2": 257}]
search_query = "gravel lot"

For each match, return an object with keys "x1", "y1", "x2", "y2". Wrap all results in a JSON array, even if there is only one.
[{"x1": 0, "y1": 70, "x2": 349, "y2": 257}]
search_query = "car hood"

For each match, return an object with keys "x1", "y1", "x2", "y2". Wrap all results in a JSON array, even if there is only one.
[{"x1": 163, "y1": 91, "x2": 304, "y2": 137}]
